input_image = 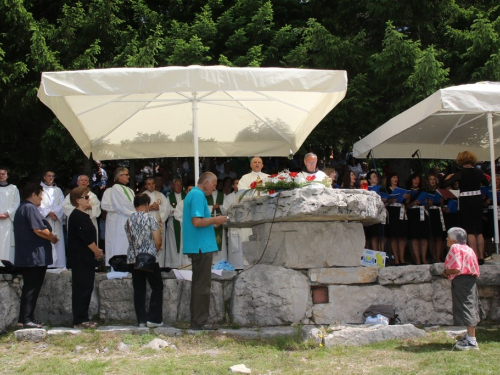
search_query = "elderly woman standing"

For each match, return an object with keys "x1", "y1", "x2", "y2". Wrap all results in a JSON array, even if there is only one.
[
  {"x1": 14, "y1": 183, "x2": 58, "y2": 329},
  {"x1": 443, "y1": 227, "x2": 481, "y2": 350},
  {"x1": 67, "y1": 186, "x2": 103, "y2": 329},
  {"x1": 126, "y1": 193, "x2": 163, "y2": 328},
  {"x1": 442, "y1": 151, "x2": 490, "y2": 264}
]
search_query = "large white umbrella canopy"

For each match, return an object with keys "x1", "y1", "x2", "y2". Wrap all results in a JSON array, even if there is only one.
[
  {"x1": 353, "y1": 81, "x2": 500, "y2": 251},
  {"x1": 353, "y1": 82, "x2": 500, "y2": 160},
  {"x1": 38, "y1": 65, "x2": 347, "y2": 179}
]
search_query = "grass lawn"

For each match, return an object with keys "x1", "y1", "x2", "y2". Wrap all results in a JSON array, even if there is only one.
[{"x1": 0, "y1": 326, "x2": 499, "y2": 374}]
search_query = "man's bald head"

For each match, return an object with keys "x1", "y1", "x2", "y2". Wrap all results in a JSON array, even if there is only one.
[{"x1": 250, "y1": 157, "x2": 264, "y2": 173}]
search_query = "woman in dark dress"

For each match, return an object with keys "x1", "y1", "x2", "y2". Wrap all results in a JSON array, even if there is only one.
[
  {"x1": 442, "y1": 151, "x2": 490, "y2": 264},
  {"x1": 68, "y1": 186, "x2": 103, "y2": 329},
  {"x1": 427, "y1": 173, "x2": 446, "y2": 262},
  {"x1": 385, "y1": 173, "x2": 409, "y2": 265},
  {"x1": 441, "y1": 173, "x2": 460, "y2": 233},
  {"x1": 483, "y1": 175, "x2": 499, "y2": 258},
  {"x1": 14, "y1": 183, "x2": 59, "y2": 329},
  {"x1": 405, "y1": 173, "x2": 430, "y2": 264}
]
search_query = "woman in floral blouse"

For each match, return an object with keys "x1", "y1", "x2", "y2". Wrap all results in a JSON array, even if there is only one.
[
  {"x1": 443, "y1": 227, "x2": 481, "y2": 350},
  {"x1": 125, "y1": 193, "x2": 163, "y2": 328}
]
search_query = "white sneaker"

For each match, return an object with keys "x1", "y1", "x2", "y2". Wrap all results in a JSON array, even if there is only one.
[
  {"x1": 138, "y1": 323, "x2": 146, "y2": 328},
  {"x1": 455, "y1": 339, "x2": 479, "y2": 350},
  {"x1": 146, "y1": 321, "x2": 164, "y2": 328}
]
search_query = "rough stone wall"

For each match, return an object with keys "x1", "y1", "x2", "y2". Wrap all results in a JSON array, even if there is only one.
[{"x1": 1, "y1": 264, "x2": 499, "y2": 331}]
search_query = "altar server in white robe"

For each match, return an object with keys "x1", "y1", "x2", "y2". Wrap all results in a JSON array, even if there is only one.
[
  {"x1": 165, "y1": 179, "x2": 186, "y2": 268},
  {"x1": 208, "y1": 186, "x2": 228, "y2": 265},
  {"x1": 238, "y1": 157, "x2": 269, "y2": 193},
  {"x1": 100, "y1": 187, "x2": 116, "y2": 266},
  {"x1": 143, "y1": 177, "x2": 169, "y2": 266},
  {"x1": 62, "y1": 175, "x2": 101, "y2": 242},
  {"x1": 0, "y1": 167, "x2": 20, "y2": 265},
  {"x1": 172, "y1": 183, "x2": 195, "y2": 267},
  {"x1": 298, "y1": 153, "x2": 327, "y2": 182},
  {"x1": 221, "y1": 178, "x2": 248, "y2": 269},
  {"x1": 109, "y1": 168, "x2": 135, "y2": 260},
  {"x1": 39, "y1": 170, "x2": 66, "y2": 268}
]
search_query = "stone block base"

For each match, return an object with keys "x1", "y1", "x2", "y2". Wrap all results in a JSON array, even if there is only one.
[{"x1": 243, "y1": 222, "x2": 364, "y2": 269}]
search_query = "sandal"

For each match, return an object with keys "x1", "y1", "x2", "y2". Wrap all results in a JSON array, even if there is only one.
[
  {"x1": 74, "y1": 321, "x2": 98, "y2": 329},
  {"x1": 23, "y1": 321, "x2": 43, "y2": 329}
]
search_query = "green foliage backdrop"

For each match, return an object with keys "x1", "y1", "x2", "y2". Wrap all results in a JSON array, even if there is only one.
[{"x1": 1, "y1": 0, "x2": 499, "y2": 182}]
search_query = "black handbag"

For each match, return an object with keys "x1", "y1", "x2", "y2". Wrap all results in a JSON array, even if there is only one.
[
  {"x1": 108, "y1": 255, "x2": 129, "y2": 272},
  {"x1": 127, "y1": 220, "x2": 156, "y2": 272}
]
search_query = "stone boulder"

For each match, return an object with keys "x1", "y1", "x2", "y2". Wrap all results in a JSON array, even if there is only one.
[
  {"x1": 308, "y1": 267, "x2": 378, "y2": 284},
  {"x1": 377, "y1": 265, "x2": 433, "y2": 285},
  {"x1": 477, "y1": 264, "x2": 500, "y2": 286},
  {"x1": 231, "y1": 265, "x2": 311, "y2": 326},
  {"x1": 243, "y1": 222, "x2": 364, "y2": 269},
  {"x1": 227, "y1": 185, "x2": 386, "y2": 228},
  {"x1": 0, "y1": 281, "x2": 21, "y2": 332},
  {"x1": 15, "y1": 328, "x2": 47, "y2": 342},
  {"x1": 322, "y1": 324, "x2": 426, "y2": 347}
]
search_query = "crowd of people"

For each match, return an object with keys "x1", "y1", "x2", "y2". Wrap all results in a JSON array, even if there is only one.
[{"x1": 0, "y1": 149, "x2": 491, "y2": 335}]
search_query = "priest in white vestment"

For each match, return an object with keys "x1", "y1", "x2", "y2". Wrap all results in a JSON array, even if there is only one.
[
  {"x1": 235, "y1": 157, "x2": 272, "y2": 269},
  {"x1": 143, "y1": 177, "x2": 169, "y2": 266},
  {"x1": 0, "y1": 167, "x2": 20, "y2": 265},
  {"x1": 109, "y1": 168, "x2": 135, "y2": 261},
  {"x1": 39, "y1": 170, "x2": 66, "y2": 268},
  {"x1": 100, "y1": 187, "x2": 116, "y2": 266},
  {"x1": 238, "y1": 157, "x2": 270, "y2": 193},
  {"x1": 62, "y1": 175, "x2": 101, "y2": 242},
  {"x1": 164, "y1": 179, "x2": 187, "y2": 268},
  {"x1": 298, "y1": 152, "x2": 327, "y2": 181}
]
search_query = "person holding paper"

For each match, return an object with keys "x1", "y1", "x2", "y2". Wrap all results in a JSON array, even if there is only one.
[
  {"x1": 405, "y1": 173, "x2": 430, "y2": 265},
  {"x1": 364, "y1": 171, "x2": 385, "y2": 251},
  {"x1": 384, "y1": 173, "x2": 409, "y2": 266},
  {"x1": 441, "y1": 151, "x2": 490, "y2": 264},
  {"x1": 427, "y1": 173, "x2": 446, "y2": 262}
]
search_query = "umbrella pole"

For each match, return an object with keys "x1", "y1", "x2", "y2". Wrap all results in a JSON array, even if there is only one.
[
  {"x1": 487, "y1": 113, "x2": 499, "y2": 254},
  {"x1": 192, "y1": 92, "x2": 200, "y2": 183}
]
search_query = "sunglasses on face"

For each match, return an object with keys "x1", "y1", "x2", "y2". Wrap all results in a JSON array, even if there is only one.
[{"x1": 79, "y1": 195, "x2": 90, "y2": 200}]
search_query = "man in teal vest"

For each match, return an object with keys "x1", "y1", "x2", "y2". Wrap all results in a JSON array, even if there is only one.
[
  {"x1": 165, "y1": 179, "x2": 186, "y2": 268},
  {"x1": 183, "y1": 172, "x2": 227, "y2": 330}
]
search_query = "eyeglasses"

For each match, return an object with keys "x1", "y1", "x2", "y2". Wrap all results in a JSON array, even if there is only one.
[
  {"x1": 79, "y1": 195, "x2": 90, "y2": 200},
  {"x1": 120, "y1": 174, "x2": 130, "y2": 176}
]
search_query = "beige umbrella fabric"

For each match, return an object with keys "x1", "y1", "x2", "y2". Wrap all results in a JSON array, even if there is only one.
[{"x1": 38, "y1": 65, "x2": 348, "y2": 178}]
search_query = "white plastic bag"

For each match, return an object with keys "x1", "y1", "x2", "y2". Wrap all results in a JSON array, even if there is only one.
[{"x1": 364, "y1": 314, "x2": 389, "y2": 325}]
